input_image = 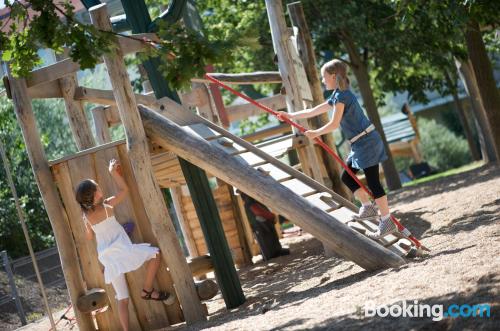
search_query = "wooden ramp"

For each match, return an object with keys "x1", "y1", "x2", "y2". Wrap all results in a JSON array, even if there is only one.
[{"x1": 138, "y1": 104, "x2": 406, "y2": 271}]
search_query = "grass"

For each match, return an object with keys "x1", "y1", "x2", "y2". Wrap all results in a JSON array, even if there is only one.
[{"x1": 402, "y1": 161, "x2": 485, "y2": 187}]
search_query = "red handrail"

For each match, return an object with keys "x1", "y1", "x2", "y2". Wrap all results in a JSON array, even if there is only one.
[{"x1": 205, "y1": 74, "x2": 428, "y2": 251}]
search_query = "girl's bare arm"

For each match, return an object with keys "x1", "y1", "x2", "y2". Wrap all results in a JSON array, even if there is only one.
[
  {"x1": 305, "y1": 102, "x2": 345, "y2": 138},
  {"x1": 85, "y1": 221, "x2": 94, "y2": 241},
  {"x1": 104, "y1": 159, "x2": 129, "y2": 207},
  {"x1": 277, "y1": 101, "x2": 331, "y2": 120}
]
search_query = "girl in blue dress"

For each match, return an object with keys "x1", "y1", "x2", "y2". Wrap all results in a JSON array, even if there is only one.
[{"x1": 277, "y1": 59, "x2": 396, "y2": 239}]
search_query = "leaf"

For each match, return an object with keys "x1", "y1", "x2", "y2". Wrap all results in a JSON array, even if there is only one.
[{"x1": 2, "y1": 50, "x2": 12, "y2": 61}]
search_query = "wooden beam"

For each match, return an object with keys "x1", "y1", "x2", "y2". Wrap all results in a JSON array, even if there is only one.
[
  {"x1": 226, "y1": 94, "x2": 287, "y2": 122},
  {"x1": 139, "y1": 105, "x2": 405, "y2": 271},
  {"x1": 171, "y1": 186, "x2": 199, "y2": 257},
  {"x1": 192, "y1": 71, "x2": 282, "y2": 85},
  {"x1": 27, "y1": 80, "x2": 62, "y2": 99},
  {"x1": 73, "y1": 86, "x2": 156, "y2": 107},
  {"x1": 26, "y1": 58, "x2": 81, "y2": 88},
  {"x1": 57, "y1": 54, "x2": 96, "y2": 150},
  {"x1": 6, "y1": 72, "x2": 95, "y2": 330},
  {"x1": 288, "y1": 2, "x2": 352, "y2": 200},
  {"x1": 265, "y1": 0, "x2": 325, "y2": 185},
  {"x1": 91, "y1": 106, "x2": 112, "y2": 144},
  {"x1": 89, "y1": 4, "x2": 206, "y2": 324},
  {"x1": 25, "y1": 34, "x2": 158, "y2": 90},
  {"x1": 187, "y1": 255, "x2": 214, "y2": 278},
  {"x1": 240, "y1": 124, "x2": 291, "y2": 143}
]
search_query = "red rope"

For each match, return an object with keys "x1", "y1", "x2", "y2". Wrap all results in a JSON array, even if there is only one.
[{"x1": 205, "y1": 74, "x2": 427, "y2": 250}]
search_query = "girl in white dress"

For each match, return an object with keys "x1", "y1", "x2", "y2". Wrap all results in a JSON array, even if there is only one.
[{"x1": 75, "y1": 159, "x2": 174, "y2": 331}]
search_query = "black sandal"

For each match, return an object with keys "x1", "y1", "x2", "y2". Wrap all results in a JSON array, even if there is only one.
[{"x1": 141, "y1": 289, "x2": 176, "y2": 305}]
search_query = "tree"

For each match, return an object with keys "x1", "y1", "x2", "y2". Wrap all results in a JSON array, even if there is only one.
[{"x1": 394, "y1": 0, "x2": 500, "y2": 161}]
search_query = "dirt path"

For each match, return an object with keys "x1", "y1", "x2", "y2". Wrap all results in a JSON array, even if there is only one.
[{"x1": 10, "y1": 164, "x2": 500, "y2": 330}]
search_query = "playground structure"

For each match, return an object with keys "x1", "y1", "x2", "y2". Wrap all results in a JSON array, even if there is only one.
[{"x1": 1, "y1": 1, "x2": 427, "y2": 330}]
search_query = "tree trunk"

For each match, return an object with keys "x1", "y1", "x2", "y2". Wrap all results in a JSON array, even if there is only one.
[
  {"x1": 465, "y1": 19, "x2": 500, "y2": 161},
  {"x1": 342, "y1": 33, "x2": 402, "y2": 190},
  {"x1": 454, "y1": 57, "x2": 498, "y2": 163},
  {"x1": 444, "y1": 71, "x2": 481, "y2": 160}
]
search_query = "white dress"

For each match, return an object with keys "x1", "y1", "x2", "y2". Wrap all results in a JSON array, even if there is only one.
[{"x1": 85, "y1": 204, "x2": 159, "y2": 284}]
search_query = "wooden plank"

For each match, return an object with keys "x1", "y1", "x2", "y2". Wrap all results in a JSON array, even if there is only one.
[
  {"x1": 26, "y1": 58, "x2": 81, "y2": 88},
  {"x1": 226, "y1": 183, "x2": 253, "y2": 265},
  {"x1": 92, "y1": 106, "x2": 112, "y2": 145},
  {"x1": 185, "y1": 123, "x2": 222, "y2": 141},
  {"x1": 117, "y1": 144, "x2": 184, "y2": 324},
  {"x1": 265, "y1": 0, "x2": 325, "y2": 187},
  {"x1": 94, "y1": 146, "x2": 170, "y2": 330},
  {"x1": 52, "y1": 163, "x2": 115, "y2": 330},
  {"x1": 74, "y1": 86, "x2": 155, "y2": 107},
  {"x1": 62, "y1": 156, "x2": 130, "y2": 330},
  {"x1": 194, "y1": 115, "x2": 356, "y2": 211},
  {"x1": 27, "y1": 80, "x2": 62, "y2": 99},
  {"x1": 226, "y1": 94, "x2": 287, "y2": 122},
  {"x1": 140, "y1": 105, "x2": 406, "y2": 270},
  {"x1": 192, "y1": 71, "x2": 282, "y2": 85},
  {"x1": 49, "y1": 140, "x2": 126, "y2": 166},
  {"x1": 7, "y1": 72, "x2": 95, "y2": 330},
  {"x1": 188, "y1": 255, "x2": 214, "y2": 278},
  {"x1": 171, "y1": 186, "x2": 199, "y2": 258},
  {"x1": 240, "y1": 124, "x2": 291, "y2": 143},
  {"x1": 90, "y1": 4, "x2": 205, "y2": 324},
  {"x1": 58, "y1": 67, "x2": 96, "y2": 150}
]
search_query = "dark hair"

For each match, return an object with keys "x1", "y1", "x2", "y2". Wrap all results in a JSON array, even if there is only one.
[{"x1": 75, "y1": 179, "x2": 98, "y2": 212}]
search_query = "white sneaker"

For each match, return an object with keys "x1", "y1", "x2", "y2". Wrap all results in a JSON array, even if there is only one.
[
  {"x1": 352, "y1": 203, "x2": 379, "y2": 221},
  {"x1": 367, "y1": 216, "x2": 398, "y2": 239}
]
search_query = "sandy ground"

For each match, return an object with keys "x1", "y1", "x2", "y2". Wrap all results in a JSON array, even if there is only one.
[{"x1": 9, "y1": 164, "x2": 500, "y2": 330}]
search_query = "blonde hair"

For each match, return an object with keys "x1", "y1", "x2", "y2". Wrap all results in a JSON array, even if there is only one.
[{"x1": 321, "y1": 59, "x2": 350, "y2": 91}]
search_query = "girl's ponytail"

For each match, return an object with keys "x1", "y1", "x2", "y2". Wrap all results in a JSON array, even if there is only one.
[
  {"x1": 75, "y1": 179, "x2": 98, "y2": 213},
  {"x1": 322, "y1": 59, "x2": 350, "y2": 91}
]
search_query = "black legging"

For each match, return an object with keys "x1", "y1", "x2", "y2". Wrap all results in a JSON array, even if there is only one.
[{"x1": 341, "y1": 159, "x2": 386, "y2": 199}]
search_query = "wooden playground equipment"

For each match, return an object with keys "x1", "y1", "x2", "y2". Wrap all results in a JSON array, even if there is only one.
[{"x1": 2, "y1": 1, "x2": 426, "y2": 329}]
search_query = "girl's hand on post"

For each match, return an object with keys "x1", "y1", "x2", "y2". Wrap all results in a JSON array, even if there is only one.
[
  {"x1": 276, "y1": 111, "x2": 293, "y2": 122},
  {"x1": 108, "y1": 159, "x2": 122, "y2": 176},
  {"x1": 304, "y1": 130, "x2": 320, "y2": 140}
]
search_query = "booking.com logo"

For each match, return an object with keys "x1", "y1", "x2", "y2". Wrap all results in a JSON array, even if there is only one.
[{"x1": 364, "y1": 300, "x2": 491, "y2": 321}]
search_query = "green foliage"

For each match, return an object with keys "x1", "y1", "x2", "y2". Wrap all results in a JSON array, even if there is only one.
[
  {"x1": 239, "y1": 113, "x2": 272, "y2": 136},
  {"x1": 140, "y1": 20, "x2": 259, "y2": 90},
  {"x1": 1, "y1": 0, "x2": 112, "y2": 77},
  {"x1": 418, "y1": 118, "x2": 472, "y2": 172},
  {"x1": 0, "y1": 100, "x2": 47, "y2": 258}
]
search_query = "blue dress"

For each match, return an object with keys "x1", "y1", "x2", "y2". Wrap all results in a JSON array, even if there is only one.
[{"x1": 327, "y1": 89, "x2": 387, "y2": 170}]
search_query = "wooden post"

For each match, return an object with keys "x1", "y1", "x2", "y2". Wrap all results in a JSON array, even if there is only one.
[
  {"x1": 171, "y1": 186, "x2": 199, "y2": 258},
  {"x1": 227, "y1": 185, "x2": 254, "y2": 265},
  {"x1": 57, "y1": 55, "x2": 96, "y2": 150},
  {"x1": 89, "y1": 4, "x2": 206, "y2": 324},
  {"x1": 287, "y1": 2, "x2": 352, "y2": 200},
  {"x1": 265, "y1": 0, "x2": 326, "y2": 186},
  {"x1": 91, "y1": 106, "x2": 112, "y2": 144},
  {"x1": 6, "y1": 72, "x2": 95, "y2": 330},
  {"x1": 139, "y1": 105, "x2": 406, "y2": 270}
]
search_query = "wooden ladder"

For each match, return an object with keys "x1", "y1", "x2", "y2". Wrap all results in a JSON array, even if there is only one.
[{"x1": 183, "y1": 116, "x2": 413, "y2": 257}]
